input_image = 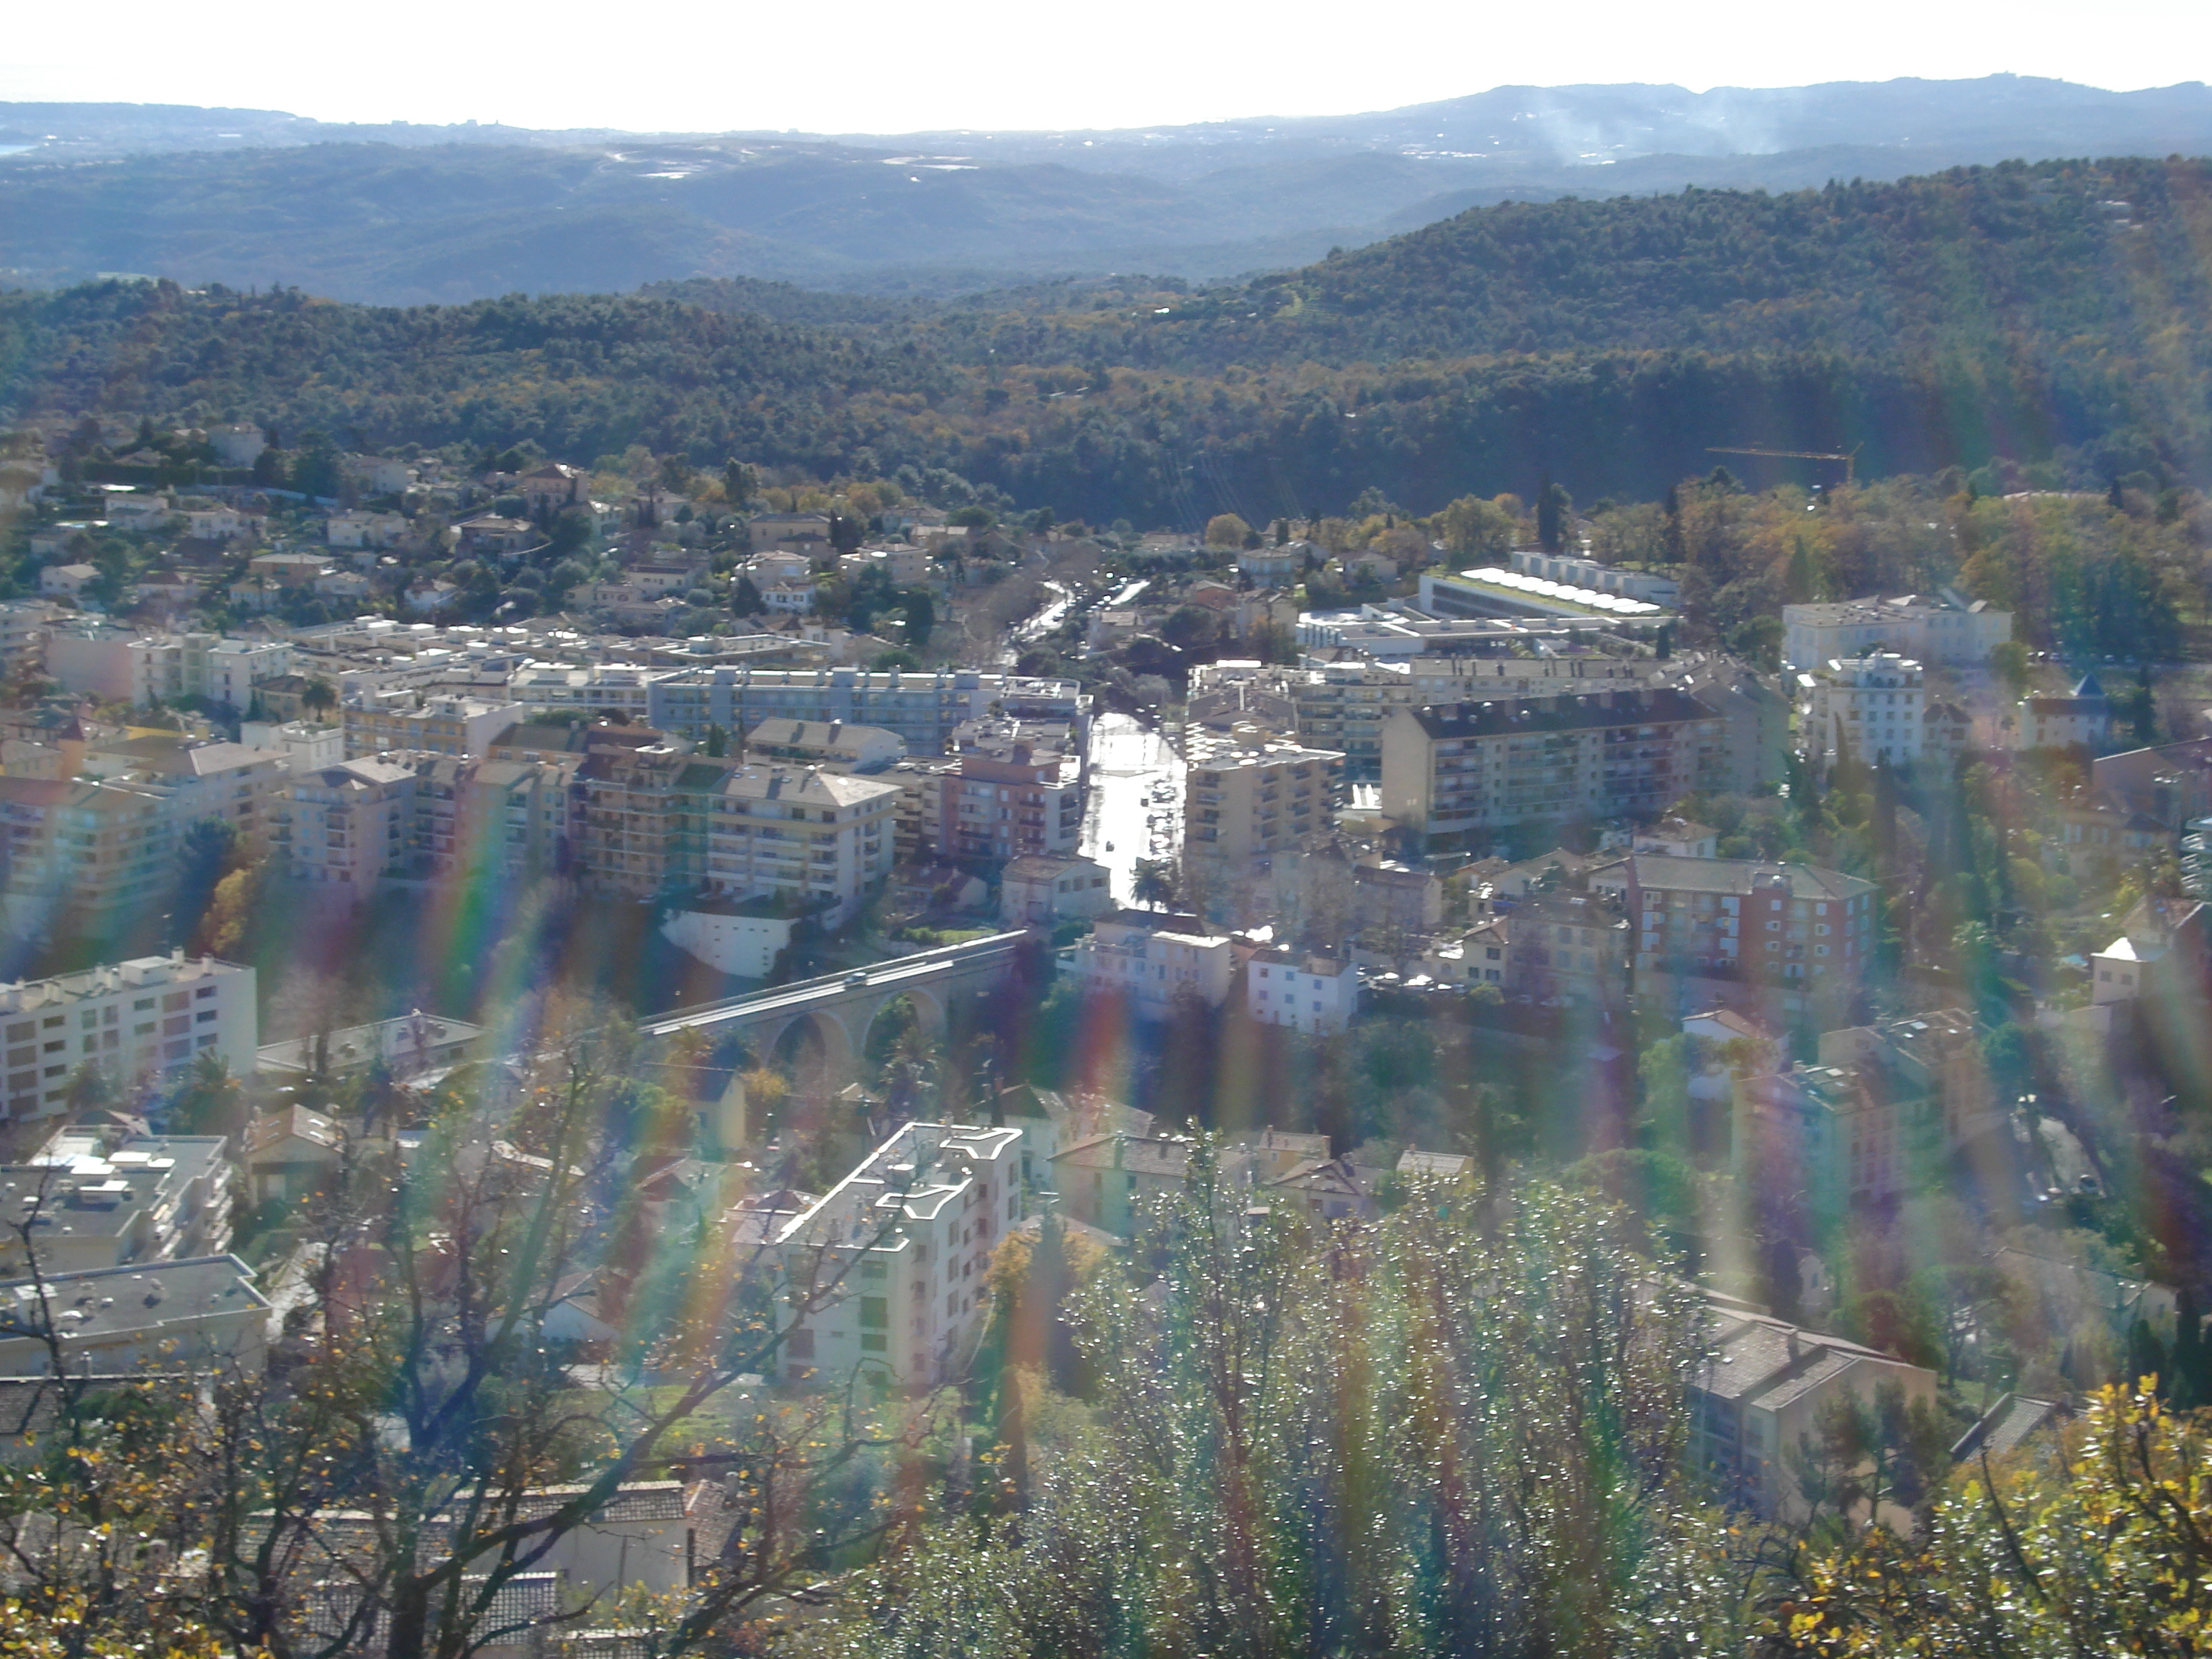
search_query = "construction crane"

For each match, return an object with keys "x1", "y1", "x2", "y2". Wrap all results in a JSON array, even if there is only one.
[{"x1": 1707, "y1": 445, "x2": 1860, "y2": 485}]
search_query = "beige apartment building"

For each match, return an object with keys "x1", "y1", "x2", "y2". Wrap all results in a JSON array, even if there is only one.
[
  {"x1": 408, "y1": 754, "x2": 576, "y2": 881},
  {"x1": 701, "y1": 764, "x2": 899, "y2": 926},
  {"x1": 84, "y1": 736, "x2": 293, "y2": 852},
  {"x1": 575, "y1": 742, "x2": 898, "y2": 925},
  {"x1": 1586, "y1": 854, "x2": 1876, "y2": 1009},
  {"x1": 344, "y1": 695, "x2": 529, "y2": 760},
  {"x1": 1182, "y1": 731, "x2": 1341, "y2": 868},
  {"x1": 0, "y1": 774, "x2": 176, "y2": 943},
  {"x1": 276, "y1": 759, "x2": 417, "y2": 900},
  {"x1": 1380, "y1": 688, "x2": 1727, "y2": 846}
]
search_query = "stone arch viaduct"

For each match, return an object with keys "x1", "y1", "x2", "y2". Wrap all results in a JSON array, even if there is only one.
[{"x1": 642, "y1": 931, "x2": 1033, "y2": 1086}]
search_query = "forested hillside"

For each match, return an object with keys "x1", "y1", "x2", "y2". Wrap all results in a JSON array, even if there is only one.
[
  {"x1": 4, "y1": 158, "x2": 2209, "y2": 522},
  {"x1": 936, "y1": 158, "x2": 2212, "y2": 363}
]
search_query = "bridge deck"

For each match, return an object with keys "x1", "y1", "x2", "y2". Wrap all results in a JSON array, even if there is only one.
[{"x1": 643, "y1": 931, "x2": 1034, "y2": 1038}]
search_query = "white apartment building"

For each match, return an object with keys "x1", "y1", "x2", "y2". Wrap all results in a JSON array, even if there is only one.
[
  {"x1": 125, "y1": 634, "x2": 293, "y2": 712},
  {"x1": 2013, "y1": 674, "x2": 2112, "y2": 751},
  {"x1": 838, "y1": 544, "x2": 934, "y2": 586},
  {"x1": 760, "y1": 580, "x2": 817, "y2": 614},
  {"x1": 1238, "y1": 545, "x2": 1304, "y2": 583},
  {"x1": 76, "y1": 737, "x2": 294, "y2": 850},
  {"x1": 1781, "y1": 592, "x2": 2010, "y2": 670},
  {"x1": 325, "y1": 509, "x2": 410, "y2": 549},
  {"x1": 1797, "y1": 652, "x2": 1925, "y2": 768},
  {"x1": 1692, "y1": 1295, "x2": 1937, "y2": 1521},
  {"x1": 1244, "y1": 949, "x2": 1359, "y2": 1034},
  {"x1": 1195, "y1": 655, "x2": 1678, "y2": 781},
  {"x1": 1060, "y1": 910, "x2": 1237, "y2": 1016},
  {"x1": 276, "y1": 759, "x2": 416, "y2": 899},
  {"x1": 0, "y1": 953, "x2": 257, "y2": 1122},
  {"x1": 240, "y1": 720, "x2": 346, "y2": 775},
  {"x1": 774, "y1": 1122, "x2": 1025, "y2": 1388}
]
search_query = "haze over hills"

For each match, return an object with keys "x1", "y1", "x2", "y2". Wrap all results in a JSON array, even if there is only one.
[{"x1": 4, "y1": 76, "x2": 2212, "y2": 302}]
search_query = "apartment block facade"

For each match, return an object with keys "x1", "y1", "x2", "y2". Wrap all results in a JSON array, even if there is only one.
[
  {"x1": 0, "y1": 774, "x2": 176, "y2": 942},
  {"x1": 917, "y1": 721, "x2": 1084, "y2": 866},
  {"x1": 1781, "y1": 593, "x2": 2010, "y2": 670},
  {"x1": 575, "y1": 745, "x2": 898, "y2": 925},
  {"x1": 1380, "y1": 688, "x2": 1727, "y2": 844},
  {"x1": 1182, "y1": 732, "x2": 1342, "y2": 868},
  {"x1": 1244, "y1": 949, "x2": 1359, "y2": 1034},
  {"x1": 343, "y1": 694, "x2": 529, "y2": 760},
  {"x1": 408, "y1": 754, "x2": 575, "y2": 881},
  {"x1": 775, "y1": 1122, "x2": 1025, "y2": 1389},
  {"x1": 276, "y1": 760, "x2": 417, "y2": 899},
  {"x1": 0, "y1": 953, "x2": 256, "y2": 1122},
  {"x1": 511, "y1": 665, "x2": 1086, "y2": 754},
  {"x1": 1796, "y1": 652, "x2": 1926, "y2": 769},
  {"x1": 1586, "y1": 855, "x2": 1876, "y2": 1002},
  {"x1": 1060, "y1": 910, "x2": 1237, "y2": 1017}
]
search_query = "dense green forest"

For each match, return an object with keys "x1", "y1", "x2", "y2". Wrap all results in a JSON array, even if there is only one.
[
  {"x1": 4, "y1": 158, "x2": 2209, "y2": 523},
  {"x1": 939, "y1": 158, "x2": 2212, "y2": 365}
]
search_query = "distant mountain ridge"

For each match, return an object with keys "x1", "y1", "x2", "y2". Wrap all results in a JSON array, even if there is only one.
[{"x1": 2, "y1": 78, "x2": 2211, "y2": 303}]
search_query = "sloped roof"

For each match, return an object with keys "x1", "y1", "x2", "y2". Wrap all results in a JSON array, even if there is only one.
[
  {"x1": 245, "y1": 1105, "x2": 343, "y2": 1159},
  {"x1": 1053, "y1": 1133, "x2": 1192, "y2": 1179}
]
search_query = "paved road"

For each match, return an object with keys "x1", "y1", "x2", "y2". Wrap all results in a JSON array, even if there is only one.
[
  {"x1": 1013, "y1": 580, "x2": 1074, "y2": 644},
  {"x1": 1082, "y1": 712, "x2": 1182, "y2": 904}
]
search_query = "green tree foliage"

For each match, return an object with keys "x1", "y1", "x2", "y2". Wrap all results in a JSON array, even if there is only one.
[
  {"x1": 1204, "y1": 512, "x2": 1252, "y2": 547},
  {"x1": 1131, "y1": 859, "x2": 1177, "y2": 908},
  {"x1": 827, "y1": 1165, "x2": 1714, "y2": 1659},
  {"x1": 13, "y1": 159, "x2": 2212, "y2": 528},
  {"x1": 170, "y1": 817, "x2": 243, "y2": 951},
  {"x1": 1537, "y1": 478, "x2": 1571, "y2": 552},
  {"x1": 1773, "y1": 1384, "x2": 2212, "y2": 1655}
]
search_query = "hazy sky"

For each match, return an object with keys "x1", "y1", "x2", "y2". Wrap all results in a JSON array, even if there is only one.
[{"x1": 4, "y1": 0, "x2": 2208, "y2": 134}]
